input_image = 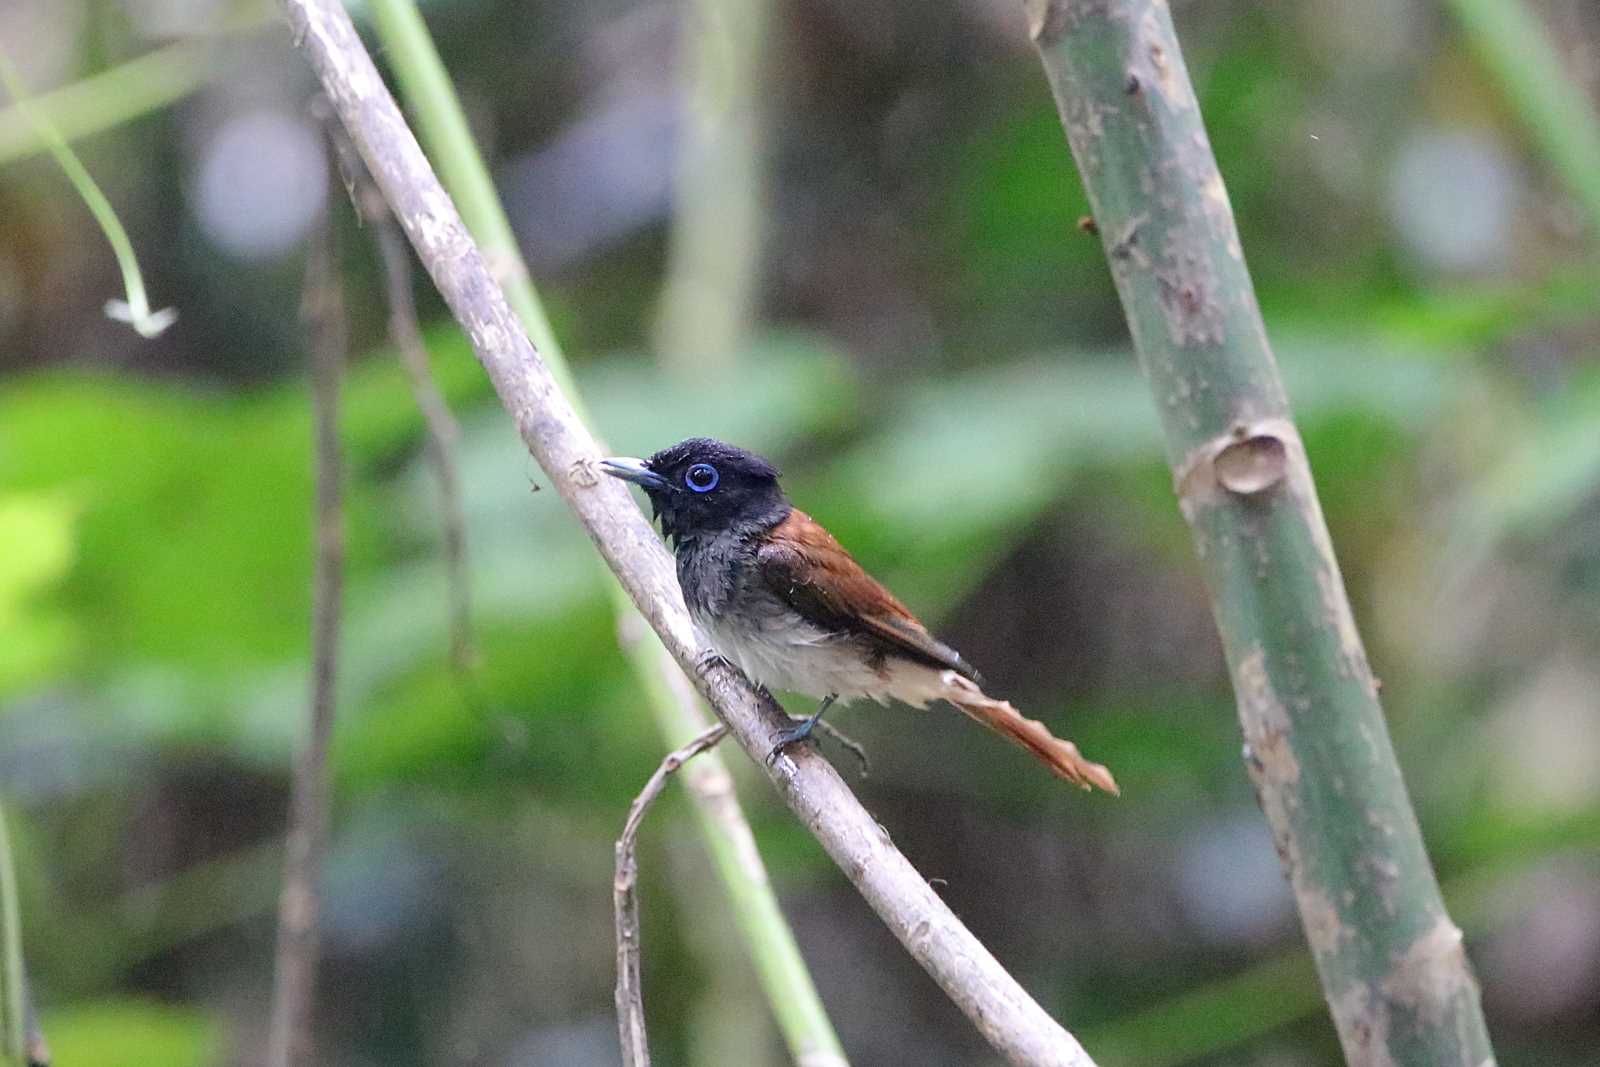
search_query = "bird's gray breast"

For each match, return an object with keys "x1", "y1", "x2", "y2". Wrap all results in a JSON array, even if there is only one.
[
  {"x1": 678, "y1": 534, "x2": 886, "y2": 702},
  {"x1": 676, "y1": 530, "x2": 747, "y2": 620}
]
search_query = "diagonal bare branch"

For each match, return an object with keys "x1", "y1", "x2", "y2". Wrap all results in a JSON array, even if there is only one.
[{"x1": 274, "y1": 2, "x2": 1099, "y2": 1063}]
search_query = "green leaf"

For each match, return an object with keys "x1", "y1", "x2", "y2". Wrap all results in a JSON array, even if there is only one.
[
  {"x1": 40, "y1": 1000, "x2": 217, "y2": 1067},
  {"x1": 0, "y1": 493, "x2": 80, "y2": 696}
]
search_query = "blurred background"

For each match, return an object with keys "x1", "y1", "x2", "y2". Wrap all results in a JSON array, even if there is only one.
[{"x1": 2, "y1": 0, "x2": 1599, "y2": 1064}]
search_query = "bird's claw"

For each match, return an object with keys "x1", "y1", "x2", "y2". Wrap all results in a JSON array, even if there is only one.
[
  {"x1": 764, "y1": 717, "x2": 818, "y2": 765},
  {"x1": 694, "y1": 651, "x2": 730, "y2": 679}
]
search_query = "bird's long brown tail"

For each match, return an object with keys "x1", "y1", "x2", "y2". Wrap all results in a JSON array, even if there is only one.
[{"x1": 939, "y1": 672, "x2": 1119, "y2": 795}]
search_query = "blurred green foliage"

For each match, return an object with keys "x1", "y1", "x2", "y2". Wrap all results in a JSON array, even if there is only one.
[
  {"x1": 41, "y1": 1000, "x2": 216, "y2": 1067},
  {"x1": 1, "y1": 0, "x2": 1598, "y2": 1065},
  {"x1": 0, "y1": 492, "x2": 78, "y2": 694}
]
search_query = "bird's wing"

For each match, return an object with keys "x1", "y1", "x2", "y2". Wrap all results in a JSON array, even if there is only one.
[{"x1": 756, "y1": 509, "x2": 979, "y2": 681}]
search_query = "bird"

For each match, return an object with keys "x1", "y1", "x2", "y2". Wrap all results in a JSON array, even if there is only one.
[{"x1": 600, "y1": 438, "x2": 1118, "y2": 794}]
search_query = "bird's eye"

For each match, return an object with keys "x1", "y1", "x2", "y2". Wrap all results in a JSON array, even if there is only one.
[{"x1": 685, "y1": 463, "x2": 719, "y2": 493}]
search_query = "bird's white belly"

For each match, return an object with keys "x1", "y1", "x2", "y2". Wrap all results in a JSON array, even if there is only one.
[{"x1": 695, "y1": 610, "x2": 948, "y2": 708}]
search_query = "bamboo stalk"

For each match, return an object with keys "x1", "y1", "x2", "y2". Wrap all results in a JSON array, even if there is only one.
[
  {"x1": 1024, "y1": 3, "x2": 1496, "y2": 1064},
  {"x1": 0, "y1": 40, "x2": 211, "y2": 166},
  {"x1": 363, "y1": 0, "x2": 572, "y2": 398},
  {"x1": 0, "y1": 1, "x2": 275, "y2": 167},
  {"x1": 1443, "y1": 0, "x2": 1600, "y2": 235},
  {"x1": 0, "y1": 803, "x2": 27, "y2": 1063},
  {"x1": 358, "y1": 4, "x2": 850, "y2": 1063},
  {"x1": 654, "y1": 0, "x2": 771, "y2": 369},
  {"x1": 276, "y1": 2, "x2": 1097, "y2": 1062}
]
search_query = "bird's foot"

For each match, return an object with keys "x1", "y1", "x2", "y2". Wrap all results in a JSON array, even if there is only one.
[
  {"x1": 765, "y1": 717, "x2": 819, "y2": 764},
  {"x1": 764, "y1": 694, "x2": 836, "y2": 765},
  {"x1": 694, "y1": 650, "x2": 731, "y2": 680}
]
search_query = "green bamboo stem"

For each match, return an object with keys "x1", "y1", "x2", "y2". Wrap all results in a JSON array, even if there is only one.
[
  {"x1": 0, "y1": 40, "x2": 209, "y2": 166},
  {"x1": 654, "y1": 0, "x2": 771, "y2": 369},
  {"x1": 650, "y1": 5, "x2": 779, "y2": 1054},
  {"x1": 0, "y1": 1, "x2": 273, "y2": 167},
  {"x1": 363, "y1": 4, "x2": 848, "y2": 1062},
  {"x1": 0, "y1": 803, "x2": 25, "y2": 1064},
  {"x1": 1083, "y1": 807, "x2": 1600, "y2": 1067},
  {"x1": 1443, "y1": 0, "x2": 1600, "y2": 236},
  {"x1": 364, "y1": 0, "x2": 574, "y2": 401},
  {"x1": 1025, "y1": 3, "x2": 1495, "y2": 1065}
]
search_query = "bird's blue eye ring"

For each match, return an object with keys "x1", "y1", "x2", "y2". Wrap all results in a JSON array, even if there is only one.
[{"x1": 685, "y1": 463, "x2": 719, "y2": 493}]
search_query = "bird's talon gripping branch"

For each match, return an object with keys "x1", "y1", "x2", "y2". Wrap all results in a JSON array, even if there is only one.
[
  {"x1": 765, "y1": 694, "x2": 834, "y2": 763},
  {"x1": 765, "y1": 722, "x2": 813, "y2": 764},
  {"x1": 694, "y1": 650, "x2": 730, "y2": 679}
]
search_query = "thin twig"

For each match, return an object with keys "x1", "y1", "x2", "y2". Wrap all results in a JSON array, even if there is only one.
[
  {"x1": 614, "y1": 723, "x2": 729, "y2": 1067},
  {"x1": 324, "y1": 112, "x2": 474, "y2": 669},
  {"x1": 265, "y1": 208, "x2": 345, "y2": 1067},
  {"x1": 371, "y1": 210, "x2": 473, "y2": 667},
  {"x1": 616, "y1": 621, "x2": 851, "y2": 1067},
  {"x1": 278, "y1": 3, "x2": 1098, "y2": 1062},
  {"x1": 374, "y1": 220, "x2": 474, "y2": 669}
]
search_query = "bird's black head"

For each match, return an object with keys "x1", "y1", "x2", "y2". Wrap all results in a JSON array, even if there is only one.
[{"x1": 601, "y1": 438, "x2": 789, "y2": 545}]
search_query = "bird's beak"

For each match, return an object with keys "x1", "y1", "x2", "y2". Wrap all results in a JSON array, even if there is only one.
[{"x1": 599, "y1": 456, "x2": 669, "y2": 492}]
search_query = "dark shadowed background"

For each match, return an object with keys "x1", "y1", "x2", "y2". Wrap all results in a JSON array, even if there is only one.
[{"x1": 2, "y1": 0, "x2": 1598, "y2": 1064}]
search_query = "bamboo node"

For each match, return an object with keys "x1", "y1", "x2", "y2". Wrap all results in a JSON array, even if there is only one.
[
  {"x1": 1215, "y1": 433, "x2": 1287, "y2": 494},
  {"x1": 1174, "y1": 416, "x2": 1297, "y2": 514}
]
